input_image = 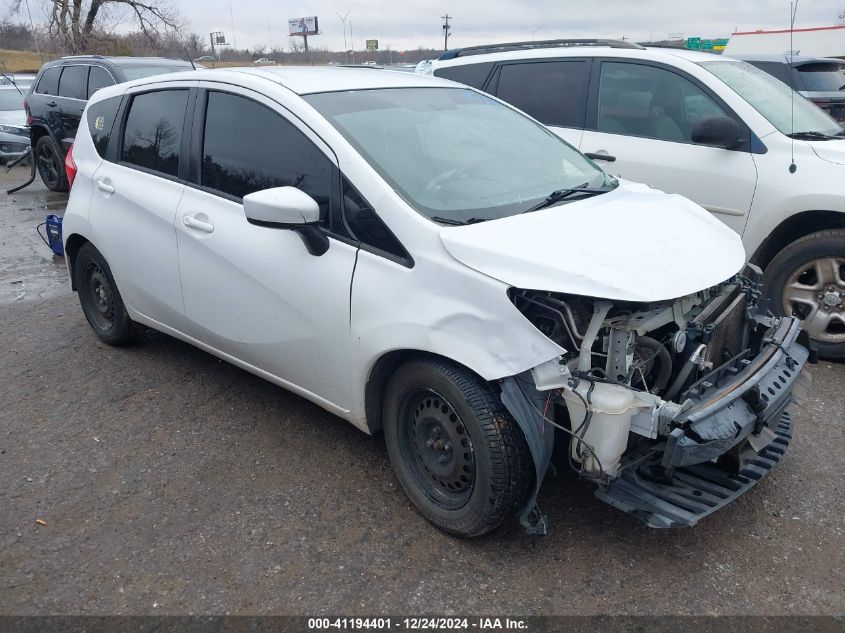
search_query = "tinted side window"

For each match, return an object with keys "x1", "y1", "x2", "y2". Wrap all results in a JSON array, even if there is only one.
[
  {"x1": 434, "y1": 62, "x2": 495, "y2": 89},
  {"x1": 87, "y1": 96, "x2": 122, "y2": 158},
  {"x1": 35, "y1": 66, "x2": 61, "y2": 95},
  {"x1": 495, "y1": 61, "x2": 589, "y2": 128},
  {"x1": 748, "y1": 61, "x2": 792, "y2": 86},
  {"x1": 342, "y1": 178, "x2": 406, "y2": 259},
  {"x1": 121, "y1": 90, "x2": 188, "y2": 177},
  {"x1": 597, "y1": 62, "x2": 728, "y2": 144},
  {"x1": 88, "y1": 66, "x2": 115, "y2": 98},
  {"x1": 201, "y1": 91, "x2": 333, "y2": 221},
  {"x1": 58, "y1": 65, "x2": 88, "y2": 100}
]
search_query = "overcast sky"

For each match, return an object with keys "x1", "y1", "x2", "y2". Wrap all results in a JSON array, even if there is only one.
[{"x1": 182, "y1": 0, "x2": 843, "y2": 52}]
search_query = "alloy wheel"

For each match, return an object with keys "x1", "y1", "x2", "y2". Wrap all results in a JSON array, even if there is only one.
[
  {"x1": 37, "y1": 143, "x2": 60, "y2": 188},
  {"x1": 782, "y1": 256, "x2": 845, "y2": 343}
]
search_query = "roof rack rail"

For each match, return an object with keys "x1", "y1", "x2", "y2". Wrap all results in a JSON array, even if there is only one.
[
  {"x1": 438, "y1": 38, "x2": 644, "y2": 60},
  {"x1": 60, "y1": 54, "x2": 107, "y2": 60}
]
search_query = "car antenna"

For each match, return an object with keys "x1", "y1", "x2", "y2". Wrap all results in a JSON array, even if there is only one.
[
  {"x1": 788, "y1": 0, "x2": 799, "y2": 174},
  {"x1": 184, "y1": 46, "x2": 197, "y2": 70}
]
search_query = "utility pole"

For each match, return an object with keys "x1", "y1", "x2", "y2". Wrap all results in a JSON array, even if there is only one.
[
  {"x1": 336, "y1": 11, "x2": 350, "y2": 64},
  {"x1": 228, "y1": 0, "x2": 237, "y2": 49},
  {"x1": 442, "y1": 13, "x2": 451, "y2": 51},
  {"x1": 349, "y1": 18, "x2": 355, "y2": 64}
]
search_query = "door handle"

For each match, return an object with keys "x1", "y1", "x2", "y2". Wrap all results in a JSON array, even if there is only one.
[
  {"x1": 584, "y1": 152, "x2": 617, "y2": 162},
  {"x1": 96, "y1": 180, "x2": 115, "y2": 194},
  {"x1": 182, "y1": 215, "x2": 214, "y2": 233},
  {"x1": 46, "y1": 101, "x2": 57, "y2": 107}
]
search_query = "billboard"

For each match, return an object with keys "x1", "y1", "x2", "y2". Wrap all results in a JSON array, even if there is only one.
[
  {"x1": 289, "y1": 16, "x2": 319, "y2": 36},
  {"x1": 366, "y1": 39, "x2": 378, "y2": 51}
]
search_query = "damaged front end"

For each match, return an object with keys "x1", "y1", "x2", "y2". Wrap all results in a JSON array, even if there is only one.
[{"x1": 502, "y1": 266, "x2": 814, "y2": 533}]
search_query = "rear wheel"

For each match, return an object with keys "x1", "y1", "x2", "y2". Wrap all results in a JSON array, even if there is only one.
[
  {"x1": 74, "y1": 243, "x2": 137, "y2": 346},
  {"x1": 383, "y1": 358, "x2": 532, "y2": 537},
  {"x1": 35, "y1": 135, "x2": 68, "y2": 192},
  {"x1": 764, "y1": 229, "x2": 845, "y2": 361}
]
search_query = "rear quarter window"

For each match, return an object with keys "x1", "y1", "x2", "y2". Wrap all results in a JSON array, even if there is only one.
[
  {"x1": 35, "y1": 66, "x2": 61, "y2": 95},
  {"x1": 433, "y1": 62, "x2": 495, "y2": 89},
  {"x1": 86, "y1": 96, "x2": 122, "y2": 158}
]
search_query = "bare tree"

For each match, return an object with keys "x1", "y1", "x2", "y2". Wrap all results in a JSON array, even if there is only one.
[
  {"x1": 11, "y1": 0, "x2": 182, "y2": 53},
  {"x1": 288, "y1": 37, "x2": 304, "y2": 54},
  {"x1": 838, "y1": 9, "x2": 845, "y2": 24},
  {"x1": 183, "y1": 31, "x2": 207, "y2": 57}
]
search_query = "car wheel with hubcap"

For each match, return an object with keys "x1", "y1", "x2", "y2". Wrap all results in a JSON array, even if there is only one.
[
  {"x1": 74, "y1": 243, "x2": 137, "y2": 346},
  {"x1": 35, "y1": 135, "x2": 68, "y2": 192},
  {"x1": 383, "y1": 358, "x2": 533, "y2": 537},
  {"x1": 764, "y1": 229, "x2": 845, "y2": 361}
]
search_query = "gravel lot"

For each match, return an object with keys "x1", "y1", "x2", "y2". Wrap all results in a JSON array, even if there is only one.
[{"x1": 1, "y1": 166, "x2": 843, "y2": 616}]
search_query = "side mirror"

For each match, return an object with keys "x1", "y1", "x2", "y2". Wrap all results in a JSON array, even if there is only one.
[
  {"x1": 243, "y1": 186, "x2": 320, "y2": 226},
  {"x1": 691, "y1": 116, "x2": 744, "y2": 150},
  {"x1": 243, "y1": 186, "x2": 329, "y2": 256}
]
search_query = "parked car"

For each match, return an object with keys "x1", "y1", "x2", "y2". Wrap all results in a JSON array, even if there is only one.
[
  {"x1": 420, "y1": 39, "x2": 845, "y2": 360},
  {"x1": 26, "y1": 55, "x2": 195, "y2": 191},
  {"x1": 61, "y1": 67, "x2": 811, "y2": 537},
  {"x1": 0, "y1": 85, "x2": 30, "y2": 165},
  {"x1": 252, "y1": 58, "x2": 276, "y2": 66},
  {"x1": 734, "y1": 54, "x2": 845, "y2": 123},
  {"x1": 193, "y1": 55, "x2": 218, "y2": 63},
  {"x1": 1, "y1": 73, "x2": 36, "y2": 91}
]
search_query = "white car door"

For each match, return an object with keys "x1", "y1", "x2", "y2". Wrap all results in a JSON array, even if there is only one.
[
  {"x1": 579, "y1": 60, "x2": 758, "y2": 234},
  {"x1": 174, "y1": 86, "x2": 358, "y2": 412},
  {"x1": 89, "y1": 84, "x2": 194, "y2": 328}
]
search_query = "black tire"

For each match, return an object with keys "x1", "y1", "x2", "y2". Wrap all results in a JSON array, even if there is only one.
[
  {"x1": 35, "y1": 135, "x2": 68, "y2": 192},
  {"x1": 74, "y1": 243, "x2": 137, "y2": 346},
  {"x1": 763, "y1": 229, "x2": 845, "y2": 361},
  {"x1": 383, "y1": 358, "x2": 533, "y2": 537}
]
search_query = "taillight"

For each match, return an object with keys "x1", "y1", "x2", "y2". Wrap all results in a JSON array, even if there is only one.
[
  {"x1": 812, "y1": 98, "x2": 831, "y2": 108},
  {"x1": 65, "y1": 143, "x2": 77, "y2": 189}
]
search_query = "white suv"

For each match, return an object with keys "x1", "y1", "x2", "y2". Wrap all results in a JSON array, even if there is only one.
[
  {"x1": 420, "y1": 39, "x2": 845, "y2": 360},
  {"x1": 62, "y1": 67, "x2": 810, "y2": 536}
]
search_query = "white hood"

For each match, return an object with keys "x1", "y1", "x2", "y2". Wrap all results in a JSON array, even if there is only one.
[
  {"x1": 0, "y1": 110, "x2": 26, "y2": 126},
  {"x1": 438, "y1": 181, "x2": 746, "y2": 303},
  {"x1": 808, "y1": 139, "x2": 845, "y2": 165}
]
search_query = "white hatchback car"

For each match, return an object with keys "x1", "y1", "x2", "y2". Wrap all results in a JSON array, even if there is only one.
[
  {"x1": 62, "y1": 67, "x2": 811, "y2": 536},
  {"x1": 420, "y1": 39, "x2": 845, "y2": 360}
]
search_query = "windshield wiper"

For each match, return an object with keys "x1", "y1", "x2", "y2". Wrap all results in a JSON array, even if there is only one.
[
  {"x1": 430, "y1": 216, "x2": 488, "y2": 226},
  {"x1": 786, "y1": 131, "x2": 839, "y2": 140},
  {"x1": 523, "y1": 185, "x2": 609, "y2": 214}
]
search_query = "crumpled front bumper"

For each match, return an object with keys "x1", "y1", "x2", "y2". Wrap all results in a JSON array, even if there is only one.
[{"x1": 595, "y1": 316, "x2": 811, "y2": 528}]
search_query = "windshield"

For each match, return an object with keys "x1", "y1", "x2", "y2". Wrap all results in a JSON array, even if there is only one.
[
  {"x1": 305, "y1": 87, "x2": 612, "y2": 223},
  {"x1": 701, "y1": 60, "x2": 842, "y2": 136},
  {"x1": 796, "y1": 63, "x2": 845, "y2": 92},
  {"x1": 0, "y1": 90, "x2": 24, "y2": 111},
  {"x1": 119, "y1": 65, "x2": 192, "y2": 81}
]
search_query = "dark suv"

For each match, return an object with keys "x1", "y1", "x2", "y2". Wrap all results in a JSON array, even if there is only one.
[
  {"x1": 734, "y1": 54, "x2": 845, "y2": 124},
  {"x1": 26, "y1": 55, "x2": 194, "y2": 191}
]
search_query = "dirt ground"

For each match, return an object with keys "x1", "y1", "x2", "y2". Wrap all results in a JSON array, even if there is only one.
[{"x1": 0, "y1": 166, "x2": 843, "y2": 616}]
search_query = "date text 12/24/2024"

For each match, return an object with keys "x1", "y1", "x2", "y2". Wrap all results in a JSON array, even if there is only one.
[{"x1": 308, "y1": 618, "x2": 528, "y2": 630}]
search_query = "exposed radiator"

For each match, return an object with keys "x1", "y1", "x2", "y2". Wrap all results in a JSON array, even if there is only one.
[{"x1": 692, "y1": 285, "x2": 748, "y2": 368}]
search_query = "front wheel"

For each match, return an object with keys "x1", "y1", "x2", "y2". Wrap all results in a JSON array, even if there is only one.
[
  {"x1": 383, "y1": 358, "x2": 533, "y2": 537},
  {"x1": 35, "y1": 135, "x2": 68, "y2": 192},
  {"x1": 764, "y1": 229, "x2": 845, "y2": 361}
]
